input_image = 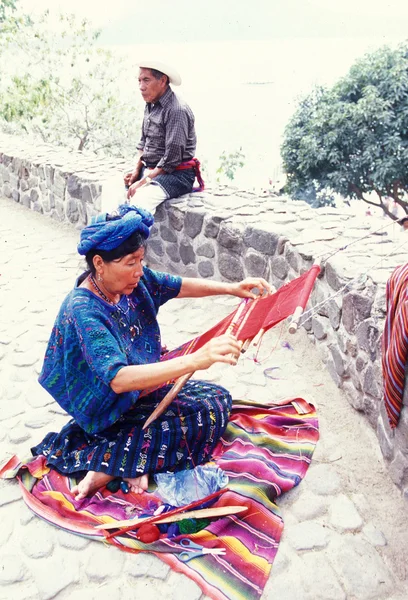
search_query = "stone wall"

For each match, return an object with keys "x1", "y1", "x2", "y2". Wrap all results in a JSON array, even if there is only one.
[{"x1": 0, "y1": 132, "x2": 407, "y2": 497}]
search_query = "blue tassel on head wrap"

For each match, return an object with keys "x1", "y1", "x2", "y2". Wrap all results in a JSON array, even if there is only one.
[{"x1": 77, "y1": 204, "x2": 154, "y2": 255}]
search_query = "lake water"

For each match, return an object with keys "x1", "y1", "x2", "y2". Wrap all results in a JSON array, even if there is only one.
[{"x1": 112, "y1": 37, "x2": 397, "y2": 188}]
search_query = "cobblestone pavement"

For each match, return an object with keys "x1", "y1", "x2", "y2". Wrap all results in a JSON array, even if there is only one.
[{"x1": 1, "y1": 197, "x2": 408, "y2": 600}]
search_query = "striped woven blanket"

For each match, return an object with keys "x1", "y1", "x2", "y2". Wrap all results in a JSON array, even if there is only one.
[
  {"x1": 382, "y1": 262, "x2": 408, "y2": 428},
  {"x1": 1, "y1": 398, "x2": 318, "y2": 600}
]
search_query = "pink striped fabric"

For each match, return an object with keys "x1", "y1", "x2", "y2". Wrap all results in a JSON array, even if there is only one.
[
  {"x1": 1, "y1": 398, "x2": 319, "y2": 600},
  {"x1": 382, "y1": 263, "x2": 408, "y2": 428}
]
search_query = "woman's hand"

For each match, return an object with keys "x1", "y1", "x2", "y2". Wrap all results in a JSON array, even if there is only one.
[
  {"x1": 230, "y1": 277, "x2": 272, "y2": 300},
  {"x1": 192, "y1": 334, "x2": 242, "y2": 371}
]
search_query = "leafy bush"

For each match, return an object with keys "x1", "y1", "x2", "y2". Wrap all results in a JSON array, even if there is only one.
[
  {"x1": 216, "y1": 148, "x2": 245, "y2": 182},
  {"x1": 281, "y1": 44, "x2": 408, "y2": 219}
]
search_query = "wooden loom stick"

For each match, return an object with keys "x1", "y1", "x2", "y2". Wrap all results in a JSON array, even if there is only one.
[
  {"x1": 104, "y1": 487, "x2": 228, "y2": 538},
  {"x1": 289, "y1": 261, "x2": 321, "y2": 334},
  {"x1": 251, "y1": 328, "x2": 265, "y2": 347},
  {"x1": 288, "y1": 306, "x2": 304, "y2": 334},
  {"x1": 142, "y1": 372, "x2": 192, "y2": 430},
  {"x1": 240, "y1": 336, "x2": 255, "y2": 353},
  {"x1": 95, "y1": 505, "x2": 247, "y2": 530},
  {"x1": 142, "y1": 299, "x2": 249, "y2": 430},
  {"x1": 234, "y1": 295, "x2": 264, "y2": 354}
]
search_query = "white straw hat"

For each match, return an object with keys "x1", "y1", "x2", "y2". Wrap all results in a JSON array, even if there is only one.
[{"x1": 137, "y1": 61, "x2": 182, "y2": 86}]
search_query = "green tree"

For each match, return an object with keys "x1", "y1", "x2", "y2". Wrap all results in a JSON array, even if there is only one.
[
  {"x1": 0, "y1": 10, "x2": 141, "y2": 157},
  {"x1": 0, "y1": 0, "x2": 16, "y2": 23},
  {"x1": 281, "y1": 44, "x2": 408, "y2": 219}
]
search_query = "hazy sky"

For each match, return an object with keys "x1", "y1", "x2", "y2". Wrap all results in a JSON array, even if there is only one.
[
  {"x1": 16, "y1": 0, "x2": 408, "y2": 181},
  {"x1": 19, "y1": 0, "x2": 408, "y2": 45}
]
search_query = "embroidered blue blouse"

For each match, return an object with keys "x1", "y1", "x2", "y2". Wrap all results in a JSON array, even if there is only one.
[{"x1": 39, "y1": 267, "x2": 182, "y2": 434}]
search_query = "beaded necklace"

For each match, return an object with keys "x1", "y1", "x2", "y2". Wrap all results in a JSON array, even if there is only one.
[
  {"x1": 89, "y1": 274, "x2": 137, "y2": 341},
  {"x1": 89, "y1": 274, "x2": 119, "y2": 305},
  {"x1": 89, "y1": 275, "x2": 130, "y2": 315}
]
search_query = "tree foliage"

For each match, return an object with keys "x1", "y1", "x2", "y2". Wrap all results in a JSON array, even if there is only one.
[
  {"x1": 281, "y1": 44, "x2": 408, "y2": 218},
  {"x1": 0, "y1": 0, "x2": 16, "y2": 23},
  {"x1": 0, "y1": 10, "x2": 141, "y2": 157},
  {"x1": 216, "y1": 148, "x2": 245, "y2": 182}
]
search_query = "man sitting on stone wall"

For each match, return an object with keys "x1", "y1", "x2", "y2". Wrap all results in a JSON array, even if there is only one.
[{"x1": 123, "y1": 61, "x2": 204, "y2": 214}]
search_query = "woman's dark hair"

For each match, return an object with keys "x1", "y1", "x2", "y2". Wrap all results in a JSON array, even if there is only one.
[{"x1": 85, "y1": 216, "x2": 147, "y2": 275}]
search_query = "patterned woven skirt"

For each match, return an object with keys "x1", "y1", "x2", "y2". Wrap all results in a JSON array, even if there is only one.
[{"x1": 31, "y1": 381, "x2": 232, "y2": 478}]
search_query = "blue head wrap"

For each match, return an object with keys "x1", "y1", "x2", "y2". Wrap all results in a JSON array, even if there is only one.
[{"x1": 77, "y1": 204, "x2": 154, "y2": 255}]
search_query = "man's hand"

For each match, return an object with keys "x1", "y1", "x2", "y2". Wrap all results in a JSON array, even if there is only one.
[
  {"x1": 127, "y1": 180, "x2": 145, "y2": 199},
  {"x1": 124, "y1": 170, "x2": 139, "y2": 187}
]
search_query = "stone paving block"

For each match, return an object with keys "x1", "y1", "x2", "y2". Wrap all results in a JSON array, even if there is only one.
[
  {"x1": 85, "y1": 542, "x2": 126, "y2": 581},
  {"x1": 263, "y1": 554, "x2": 309, "y2": 600},
  {"x1": 33, "y1": 554, "x2": 80, "y2": 600},
  {"x1": 20, "y1": 520, "x2": 55, "y2": 559},
  {"x1": 66, "y1": 583, "x2": 126, "y2": 600},
  {"x1": 288, "y1": 489, "x2": 328, "y2": 521},
  {"x1": 240, "y1": 370, "x2": 268, "y2": 387},
  {"x1": 0, "y1": 582, "x2": 40, "y2": 600},
  {"x1": 26, "y1": 387, "x2": 54, "y2": 409},
  {"x1": 10, "y1": 367, "x2": 33, "y2": 383},
  {"x1": 236, "y1": 358, "x2": 257, "y2": 375},
  {"x1": 303, "y1": 464, "x2": 342, "y2": 496},
  {"x1": 0, "y1": 515, "x2": 14, "y2": 546},
  {"x1": 0, "y1": 396, "x2": 25, "y2": 420},
  {"x1": 285, "y1": 521, "x2": 331, "y2": 550},
  {"x1": 329, "y1": 494, "x2": 363, "y2": 532},
  {"x1": 389, "y1": 450, "x2": 408, "y2": 488},
  {"x1": 327, "y1": 535, "x2": 395, "y2": 599},
  {"x1": 24, "y1": 415, "x2": 53, "y2": 429},
  {"x1": 351, "y1": 492, "x2": 370, "y2": 514},
  {"x1": 165, "y1": 570, "x2": 203, "y2": 600},
  {"x1": 14, "y1": 334, "x2": 43, "y2": 354},
  {"x1": 225, "y1": 382, "x2": 249, "y2": 399},
  {"x1": 114, "y1": 578, "x2": 167, "y2": 600},
  {"x1": 0, "y1": 553, "x2": 26, "y2": 585},
  {"x1": 269, "y1": 546, "x2": 290, "y2": 577},
  {"x1": 20, "y1": 506, "x2": 36, "y2": 526},
  {"x1": 0, "y1": 479, "x2": 23, "y2": 506},
  {"x1": 300, "y1": 551, "x2": 346, "y2": 600},
  {"x1": 124, "y1": 553, "x2": 170, "y2": 580},
  {"x1": 362, "y1": 522, "x2": 387, "y2": 547},
  {"x1": 48, "y1": 405, "x2": 69, "y2": 416},
  {"x1": 56, "y1": 529, "x2": 91, "y2": 550},
  {"x1": 8, "y1": 425, "x2": 31, "y2": 444}
]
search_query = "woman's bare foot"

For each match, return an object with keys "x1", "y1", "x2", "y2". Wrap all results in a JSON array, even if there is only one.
[
  {"x1": 124, "y1": 474, "x2": 149, "y2": 494},
  {"x1": 71, "y1": 471, "x2": 114, "y2": 501}
]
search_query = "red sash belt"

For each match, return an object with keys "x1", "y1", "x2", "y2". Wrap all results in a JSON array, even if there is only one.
[{"x1": 175, "y1": 158, "x2": 205, "y2": 192}]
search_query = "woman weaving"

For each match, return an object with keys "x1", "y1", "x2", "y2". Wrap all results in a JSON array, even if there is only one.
[{"x1": 32, "y1": 205, "x2": 270, "y2": 501}]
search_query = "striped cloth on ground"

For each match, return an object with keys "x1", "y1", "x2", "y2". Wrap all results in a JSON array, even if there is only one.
[
  {"x1": 382, "y1": 262, "x2": 408, "y2": 428},
  {"x1": 0, "y1": 398, "x2": 318, "y2": 600}
]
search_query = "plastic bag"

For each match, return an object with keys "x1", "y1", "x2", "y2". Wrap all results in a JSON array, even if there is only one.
[{"x1": 154, "y1": 464, "x2": 229, "y2": 507}]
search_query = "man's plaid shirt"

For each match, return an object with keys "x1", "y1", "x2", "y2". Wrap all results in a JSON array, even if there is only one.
[{"x1": 137, "y1": 86, "x2": 196, "y2": 173}]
